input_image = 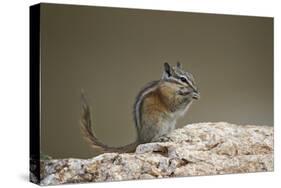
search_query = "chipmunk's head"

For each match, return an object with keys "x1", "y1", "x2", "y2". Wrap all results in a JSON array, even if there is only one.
[{"x1": 162, "y1": 62, "x2": 200, "y2": 100}]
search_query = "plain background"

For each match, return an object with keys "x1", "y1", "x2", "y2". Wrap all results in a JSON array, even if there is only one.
[
  {"x1": 0, "y1": 0, "x2": 280, "y2": 188},
  {"x1": 40, "y1": 3, "x2": 273, "y2": 158}
]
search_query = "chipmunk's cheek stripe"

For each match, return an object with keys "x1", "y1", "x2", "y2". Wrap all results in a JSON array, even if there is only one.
[{"x1": 177, "y1": 87, "x2": 192, "y2": 96}]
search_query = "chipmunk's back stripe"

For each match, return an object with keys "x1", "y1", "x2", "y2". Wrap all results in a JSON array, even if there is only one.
[{"x1": 134, "y1": 80, "x2": 159, "y2": 136}]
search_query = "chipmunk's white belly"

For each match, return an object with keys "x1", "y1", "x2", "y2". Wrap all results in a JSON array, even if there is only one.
[
  {"x1": 155, "y1": 119, "x2": 176, "y2": 139},
  {"x1": 152, "y1": 101, "x2": 193, "y2": 141},
  {"x1": 177, "y1": 101, "x2": 193, "y2": 117},
  {"x1": 158, "y1": 102, "x2": 192, "y2": 136}
]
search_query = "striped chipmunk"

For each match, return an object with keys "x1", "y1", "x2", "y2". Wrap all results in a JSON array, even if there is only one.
[{"x1": 80, "y1": 62, "x2": 200, "y2": 153}]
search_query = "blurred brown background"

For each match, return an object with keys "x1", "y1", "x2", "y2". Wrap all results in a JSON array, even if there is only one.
[{"x1": 40, "y1": 3, "x2": 273, "y2": 159}]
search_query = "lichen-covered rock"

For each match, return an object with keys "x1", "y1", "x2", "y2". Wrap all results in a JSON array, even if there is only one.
[{"x1": 39, "y1": 122, "x2": 273, "y2": 185}]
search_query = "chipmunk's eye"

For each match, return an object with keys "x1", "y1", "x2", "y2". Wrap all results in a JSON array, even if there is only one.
[{"x1": 180, "y1": 77, "x2": 187, "y2": 83}]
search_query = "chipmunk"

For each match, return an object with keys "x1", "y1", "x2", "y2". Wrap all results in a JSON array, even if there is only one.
[{"x1": 80, "y1": 62, "x2": 199, "y2": 153}]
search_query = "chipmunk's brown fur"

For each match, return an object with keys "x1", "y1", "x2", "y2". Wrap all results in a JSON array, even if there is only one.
[{"x1": 80, "y1": 62, "x2": 199, "y2": 153}]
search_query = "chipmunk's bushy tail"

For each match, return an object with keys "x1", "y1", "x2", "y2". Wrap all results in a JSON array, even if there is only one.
[{"x1": 80, "y1": 91, "x2": 138, "y2": 153}]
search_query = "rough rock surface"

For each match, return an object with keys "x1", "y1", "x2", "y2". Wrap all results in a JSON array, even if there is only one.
[{"x1": 39, "y1": 122, "x2": 273, "y2": 185}]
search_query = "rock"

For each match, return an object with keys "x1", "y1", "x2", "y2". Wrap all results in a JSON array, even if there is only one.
[{"x1": 38, "y1": 122, "x2": 273, "y2": 185}]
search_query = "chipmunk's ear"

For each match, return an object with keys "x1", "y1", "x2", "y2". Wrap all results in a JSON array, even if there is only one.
[
  {"x1": 176, "y1": 62, "x2": 182, "y2": 69},
  {"x1": 163, "y1": 62, "x2": 172, "y2": 78},
  {"x1": 162, "y1": 62, "x2": 172, "y2": 79}
]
